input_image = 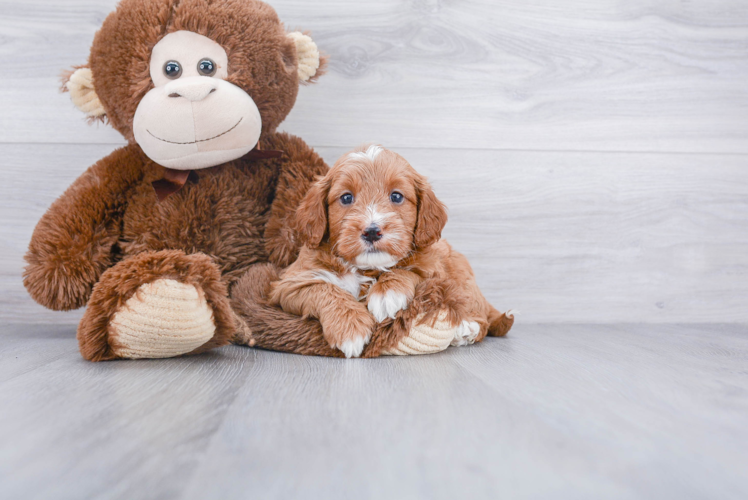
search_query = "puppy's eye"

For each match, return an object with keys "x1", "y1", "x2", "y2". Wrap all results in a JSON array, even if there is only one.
[
  {"x1": 163, "y1": 61, "x2": 182, "y2": 79},
  {"x1": 390, "y1": 191, "x2": 404, "y2": 204},
  {"x1": 198, "y1": 58, "x2": 216, "y2": 77},
  {"x1": 340, "y1": 193, "x2": 354, "y2": 205}
]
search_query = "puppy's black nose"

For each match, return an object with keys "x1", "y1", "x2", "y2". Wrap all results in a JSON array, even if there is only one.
[{"x1": 362, "y1": 225, "x2": 383, "y2": 243}]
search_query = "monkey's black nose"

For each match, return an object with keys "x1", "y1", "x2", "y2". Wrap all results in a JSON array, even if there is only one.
[{"x1": 362, "y1": 225, "x2": 383, "y2": 243}]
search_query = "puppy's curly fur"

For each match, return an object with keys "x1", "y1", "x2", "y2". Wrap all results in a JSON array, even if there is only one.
[{"x1": 269, "y1": 145, "x2": 513, "y2": 358}]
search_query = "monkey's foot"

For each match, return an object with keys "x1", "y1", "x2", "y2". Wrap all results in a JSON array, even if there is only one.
[
  {"x1": 109, "y1": 279, "x2": 216, "y2": 359},
  {"x1": 381, "y1": 311, "x2": 456, "y2": 356},
  {"x1": 78, "y1": 250, "x2": 233, "y2": 361}
]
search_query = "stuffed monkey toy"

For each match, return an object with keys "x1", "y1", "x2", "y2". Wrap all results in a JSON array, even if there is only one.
[{"x1": 24, "y1": 0, "x2": 463, "y2": 361}]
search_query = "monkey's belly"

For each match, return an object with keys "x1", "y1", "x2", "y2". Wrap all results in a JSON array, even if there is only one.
[{"x1": 119, "y1": 167, "x2": 274, "y2": 282}]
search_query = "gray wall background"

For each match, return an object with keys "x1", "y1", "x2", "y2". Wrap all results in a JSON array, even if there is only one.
[{"x1": 1, "y1": 0, "x2": 747, "y2": 324}]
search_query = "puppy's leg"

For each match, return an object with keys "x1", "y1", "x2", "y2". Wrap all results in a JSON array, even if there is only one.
[
  {"x1": 449, "y1": 278, "x2": 494, "y2": 347},
  {"x1": 366, "y1": 269, "x2": 421, "y2": 323},
  {"x1": 453, "y1": 304, "x2": 514, "y2": 345},
  {"x1": 319, "y1": 294, "x2": 377, "y2": 358},
  {"x1": 271, "y1": 281, "x2": 375, "y2": 358},
  {"x1": 449, "y1": 293, "x2": 515, "y2": 345},
  {"x1": 451, "y1": 319, "x2": 484, "y2": 347},
  {"x1": 439, "y1": 248, "x2": 515, "y2": 346},
  {"x1": 487, "y1": 304, "x2": 514, "y2": 337}
]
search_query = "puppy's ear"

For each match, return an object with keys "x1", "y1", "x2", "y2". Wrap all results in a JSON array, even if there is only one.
[
  {"x1": 294, "y1": 176, "x2": 331, "y2": 248},
  {"x1": 414, "y1": 175, "x2": 448, "y2": 249}
]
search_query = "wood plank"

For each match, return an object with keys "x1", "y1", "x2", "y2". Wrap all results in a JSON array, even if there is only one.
[
  {"x1": 451, "y1": 323, "x2": 748, "y2": 499},
  {"x1": 1, "y1": 0, "x2": 747, "y2": 152},
  {"x1": 3, "y1": 143, "x2": 747, "y2": 324},
  {"x1": 0, "y1": 325, "x2": 79, "y2": 383},
  {"x1": 183, "y1": 324, "x2": 748, "y2": 500},
  {"x1": 0, "y1": 324, "x2": 256, "y2": 500},
  {"x1": 2, "y1": 323, "x2": 746, "y2": 499}
]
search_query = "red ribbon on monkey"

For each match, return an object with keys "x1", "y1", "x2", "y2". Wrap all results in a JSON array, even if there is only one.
[{"x1": 151, "y1": 145, "x2": 284, "y2": 201}]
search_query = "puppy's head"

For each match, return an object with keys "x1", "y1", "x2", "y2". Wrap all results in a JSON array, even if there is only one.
[{"x1": 295, "y1": 145, "x2": 448, "y2": 269}]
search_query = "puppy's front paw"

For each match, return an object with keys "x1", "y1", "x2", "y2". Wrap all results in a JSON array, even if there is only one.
[
  {"x1": 339, "y1": 336, "x2": 368, "y2": 359},
  {"x1": 321, "y1": 303, "x2": 375, "y2": 358},
  {"x1": 451, "y1": 320, "x2": 481, "y2": 347},
  {"x1": 368, "y1": 290, "x2": 410, "y2": 322}
]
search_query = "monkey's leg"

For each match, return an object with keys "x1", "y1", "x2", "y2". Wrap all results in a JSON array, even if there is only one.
[
  {"x1": 232, "y1": 265, "x2": 468, "y2": 358},
  {"x1": 366, "y1": 278, "x2": 469, "y2": 357},
  {"x1": 77, "y1": 250, "x2": 234, "y2": 361}
]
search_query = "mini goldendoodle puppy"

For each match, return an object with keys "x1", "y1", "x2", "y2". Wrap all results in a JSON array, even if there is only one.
[{"x1": 269, "y1": 145, "x2": 513, "y2": 357}]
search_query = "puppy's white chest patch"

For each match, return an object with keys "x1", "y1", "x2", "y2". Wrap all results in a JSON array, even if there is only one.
[{"x1": 312, "y1": 270, "x2": 373, "y2": 300}]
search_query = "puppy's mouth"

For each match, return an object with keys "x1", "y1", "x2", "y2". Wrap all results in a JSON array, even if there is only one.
[
  {"x1": 354, "y1": 250, "x2": 399, "y2": 270},
  {"x1": 147, "y1": 117, "x2": 243, "y2": 145}
]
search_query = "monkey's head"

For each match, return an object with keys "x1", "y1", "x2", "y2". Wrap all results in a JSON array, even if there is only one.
[{"x1": 64, "y1": 0, "x2": 326, "y2": 170}]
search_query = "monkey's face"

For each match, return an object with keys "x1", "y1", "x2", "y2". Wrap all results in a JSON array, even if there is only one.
[
  {"x1": 133, "y1": 31, "x2": 262, "y2": 170},
  {"x1": 64, "y1": 0, "x2": 326, "y2": 171}
]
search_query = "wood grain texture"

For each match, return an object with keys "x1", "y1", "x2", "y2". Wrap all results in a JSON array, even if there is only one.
[
  {"x1": 0, "y1": 0, "x2": 747, "y2": 152},
  {"x1": 3, "y1": 144, "x2": 747, "y2": 324},
  {"x1": 1, "y1": 323, "x2": 747, "y2": 499}
]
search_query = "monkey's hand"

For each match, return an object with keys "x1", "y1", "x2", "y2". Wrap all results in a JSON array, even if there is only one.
[{"x1": 23, "y1": 146, "x2": 141, "y2": 310}]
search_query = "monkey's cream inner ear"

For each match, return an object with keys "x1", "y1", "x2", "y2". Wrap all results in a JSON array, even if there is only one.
[
  {"x1": 288, "y1": 32, "x2": 321, "y2": 82},
  {"x1": 66, "y1": 67, "x2": 106, "y2": 118}
]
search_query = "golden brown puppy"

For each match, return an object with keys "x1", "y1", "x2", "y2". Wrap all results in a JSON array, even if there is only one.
[{"x1": 270, "y1": 145, "x2": 513, "y2": 358}]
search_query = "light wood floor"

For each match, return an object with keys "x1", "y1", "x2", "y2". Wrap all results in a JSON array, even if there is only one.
[
  {"x1": 1, "y1": 0, "x2": 748, "y2": 498},
  {"x1": 2, "y1": 323, "x2": 747, "y2": 500}
]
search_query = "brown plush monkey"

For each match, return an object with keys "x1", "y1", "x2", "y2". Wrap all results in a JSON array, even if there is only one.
[{"x1": 24, "y1": 0, "x2": 465, "y2": 361}]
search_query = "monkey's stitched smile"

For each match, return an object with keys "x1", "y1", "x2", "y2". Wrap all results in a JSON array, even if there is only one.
[{"x1": 147, "y1": 117, "x2": 243, "y2": 145}]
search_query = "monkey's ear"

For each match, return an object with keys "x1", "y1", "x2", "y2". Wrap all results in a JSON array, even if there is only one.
[
  {"x1": 287, "y1": 32, "x2": 327, "y2": 83},
  {"x1": 61, "y1": 67, "x2": 106, "y2": 119}
]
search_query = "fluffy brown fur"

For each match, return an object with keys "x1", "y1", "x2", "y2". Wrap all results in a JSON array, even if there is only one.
[
  {"x1": 266, "y1": 146, "x2": 513, "y2": 357},
  {"x1": 231, "y1": 263, "x2": 343, "y2": 357},
  {"x1": 79, "y1": 250, "x2": 234, "y2": 361},
  {"x1": 25, "y1": 0, "x2": 509, "y2": 360},
  {"x1": 87, "y1": 0, "x2": 327, "y2": 139},
  {"x1": 230, "y1": 263, "x2": 478, "y2": 358},
  {"x1": 23, "y1": 0, "x2": 330, "y2": 360}
]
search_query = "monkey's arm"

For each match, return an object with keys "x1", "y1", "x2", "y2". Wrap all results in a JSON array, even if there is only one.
[
  {"x1": 263, "y1": 132, "x2": 329, "y2": 268},
  {"x1": 23, "y1": 145, "x2": 145, "y2": 310}
]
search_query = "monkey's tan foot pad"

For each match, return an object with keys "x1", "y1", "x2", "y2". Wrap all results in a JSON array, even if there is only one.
[
  {"x1": 110, "y1": 279, "x2": 216, "y2": 359},
  {"x1": 381, "y1": 312, "x2": 457, "y2": 356}
]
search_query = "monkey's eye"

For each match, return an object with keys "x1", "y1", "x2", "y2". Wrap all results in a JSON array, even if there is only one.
[
  {"x1": 340, "y1": 193, "x2": 354, "y2": 205},
  {"x1": 198, "y1": 58, "x2": 216, "y2": 77},
  {"x1": 390, "y1": 191, "x2": 404, "y2": 204},
  {"x1": 163, "y1": 61, "x2": 182, "y2": 79}
]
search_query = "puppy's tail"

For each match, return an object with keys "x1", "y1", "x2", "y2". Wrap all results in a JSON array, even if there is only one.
[
  {"x1": 487, "y1": 305, "x2": 515, "y2": 337},
  {"x1": 231, "y1": 263, "x2": 344, "y2": 357}
]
